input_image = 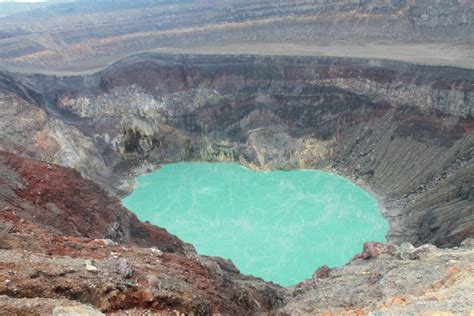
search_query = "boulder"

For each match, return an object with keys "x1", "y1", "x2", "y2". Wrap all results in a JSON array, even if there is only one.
[
  {"x1": 460, "y1": 238, "x2": 474, "y2": 249},
  {"x1": 312, "y1": 265, "x2": 331, "y2": 280},
  {"x1": 400, "y1": 242, "x2": 436, "y2": 260},
  {"x1": 359, "y1": 242, "x2": 386, "y2": 259}
]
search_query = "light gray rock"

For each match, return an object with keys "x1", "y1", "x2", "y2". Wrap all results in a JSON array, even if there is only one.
[
  {"x1": 400, "y1": 242, "x2": 416, "y2": 260},
  {"x1": 117, "y1": 258, "x2": 133, "y2": 279},
  {"x1": 95, "y1": 239, "x2": 117, "y2": 246},
  {"x1": 52, "y1": 305, "x2": 104, "y2": 316},
  {"x1": 150, "y1": 247, "x2": 163, "y2": 255},
  {"x1": 84, "y1": 260, "x2": 98, "y2": 273},
  {"x1": 146, "y1": 275, "x2": 161, "y2": 290},
  {"x1": 401, "y1": 243, "x2": 437, "y2": 260},
  {"x1": 460, "y1": 238, "x2": 474, "y2": 249}
]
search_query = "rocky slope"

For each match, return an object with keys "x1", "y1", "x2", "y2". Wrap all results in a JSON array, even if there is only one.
[
  {"x1": 0, "y1": 1, "x2": 472, "y2": 314},
  {"x1": 0, "y1": 151, "x2": 287, "y2": 315},
  {"x1": 0, "y1": 152, "x2": 472, "y2": 314},
  {"x1": 0, "y1": 53, "x2": 472, "y2": 249},
  {"x1": 0, "y1": 150, "x2": 188, "y2": 253},
  {"x1": 282, "y1": 240, "x2": 474, "y2": 315},
  {"x1": 0, "y1": 0, "x2": 472, "y2": 72}
]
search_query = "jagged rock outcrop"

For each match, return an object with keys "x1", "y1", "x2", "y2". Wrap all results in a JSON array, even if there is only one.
[
  {"x1": 281, "y1": 241, "x2": 474, "y2": 315},
  {"x1": 0, "y1": 53, "x2": 472, "y2": 248}
]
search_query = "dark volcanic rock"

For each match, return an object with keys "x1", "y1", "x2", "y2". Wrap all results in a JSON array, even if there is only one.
[
  {"x1": 0, "y1": 53, "x2": 472, "y2": 248},
  {"x1": 312, "y1": 265, "x2": 331, "y2": 280}
]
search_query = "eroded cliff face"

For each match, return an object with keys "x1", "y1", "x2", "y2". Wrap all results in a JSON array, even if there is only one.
[
  {"x1": 0, "y1": 52, "x2": 473, "y2": 314},
  {"x1": 0, "y1": 0, "x2": 472, "y2": 72},
  {"x1": 0, "y1": 53, "x2": 472, "y2": 248},
  {"x1": 0, "y1": 152, "x2": 472, "y2": 314}
]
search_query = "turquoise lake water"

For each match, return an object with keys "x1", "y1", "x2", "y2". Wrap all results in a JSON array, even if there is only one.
[{"x1": 122, "y1": 162, "x2": 388, "y2": 286}]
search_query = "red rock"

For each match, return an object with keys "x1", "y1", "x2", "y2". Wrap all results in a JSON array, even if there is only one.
[
  {"x1": 358, "y1": 242, "x2": 386, "y2": 259},
  {"x1": 312, "y1": 265, "x2": 331, "y2": 280},
  {"x1": 368, "y1": 269, "x2": 382, "y2": 285},
  {"x1": 0, "y1": 152, "x2": 287, "y2": 315},
  {"x1": 0, "y1": 151, "x2": 187, "y2": 254}
]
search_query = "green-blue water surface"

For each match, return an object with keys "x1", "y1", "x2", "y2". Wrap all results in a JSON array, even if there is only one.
[{"x1": 123, "y1": 162, "x2": 388, "y2": 286}]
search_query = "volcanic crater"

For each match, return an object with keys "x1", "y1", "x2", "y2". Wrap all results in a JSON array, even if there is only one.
[{"x1": 0, "y1": 0, "x2": 473, "y2": 314}]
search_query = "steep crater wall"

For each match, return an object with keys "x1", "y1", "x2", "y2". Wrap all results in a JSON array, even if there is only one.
[{"x1": 0, "y1": 53, "x2": 473, "y2": 248}]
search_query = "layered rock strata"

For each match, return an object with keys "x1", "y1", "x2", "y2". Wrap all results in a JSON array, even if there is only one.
[
  {"x1": 0, "y1": 0, "x2": 472, "y2": 72},
  {"x1": 0, "y1": 53, "x2": 472, "y2": 247}
]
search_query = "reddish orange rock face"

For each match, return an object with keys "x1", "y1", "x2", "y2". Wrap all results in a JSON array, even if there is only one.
[
  {"x1": 0, "y1": 150, "x2": 187, "y2": 253},
  {"x1": 0, "y1": 152, "x2": 286, "y2": 314}
]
